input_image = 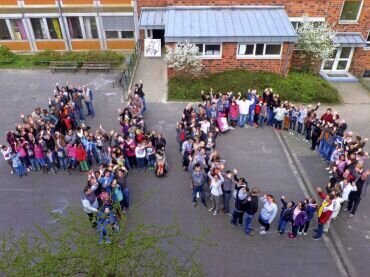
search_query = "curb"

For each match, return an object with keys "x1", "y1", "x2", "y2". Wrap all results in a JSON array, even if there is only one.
[{"x1": 276, "y1": 131, "x2": 357, "y2": 277}]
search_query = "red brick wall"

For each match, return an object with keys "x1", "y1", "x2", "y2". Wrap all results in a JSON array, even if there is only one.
[
  {"x1": 138, "y1": 0, "x2": 370, "y2": 77},
  {"x1": 167, "y1": 42, "x2": 294, "y2": 78}
]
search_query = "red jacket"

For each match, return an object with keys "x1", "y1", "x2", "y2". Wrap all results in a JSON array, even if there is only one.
[
  {"x1": 317, "y1": 191, "x2": 333, "y2": 224},
  {"x1": 76, "y1": 145, "x2": 87, "y2": 161},
  {"x1": 229, "y1": 104, "x2": 239, "y2": 118}
]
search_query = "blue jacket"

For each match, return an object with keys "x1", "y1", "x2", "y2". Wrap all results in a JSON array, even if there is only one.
[{"x1": 306, "y1": 204, "x2": 317, "y2": 221}]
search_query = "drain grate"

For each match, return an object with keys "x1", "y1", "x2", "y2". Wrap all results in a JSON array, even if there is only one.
[{"x1": 327, "y1": 73, "x2": 350, "y2": 77}]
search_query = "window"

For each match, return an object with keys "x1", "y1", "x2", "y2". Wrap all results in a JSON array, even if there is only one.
[
  {"x1": 0, "y1": 19, "x2": 11, "y2": 40},
  {"x1": 290, "y1": 17, "x2": 325, "y2": 31},
  {"x1": 30, "y1": 18, "x2": 62, "y2": 40},
  {"x1": 31, "y1": 18, "x2": 48, "y2": 39},
  {"x1": 195, "y1": 43, "x2": 222, "y2": 58},
  {"x1": 365, "y1": 31, "x2": 370, "y2": 49},
  {"x1": 46, "y1": 18, "x2": 62, "y2": 39},
  {"x1": 237, "y1": 43, "x2": 282, "y2": 58},
  {"x1": 102, "y1": 16, "x2": 134, "y2": 40},
  {"x1": 340, "y1": 0, "x2": 363, "y2": 22},
  {"x1": 9, "y1": 19, "x2": 27, "y2": 40},
  {"x1": 67, "y1": 16, "x2": 99, "y2": 39},
  {"x1": 105, "y1": 30, "x2": 134, "y2": 39},
  {"x1": 121, "y1": 31, "x2": 134, "y2": 39},
  {"x1": 67, "y1": 17, "x2": 83, "y2": 39},
  {"x1": 238, "y1": 44, "x2": 254, "y2": 55},
  {"x1": 83, "y1": 17, "x2": 98, "y2": 39}
]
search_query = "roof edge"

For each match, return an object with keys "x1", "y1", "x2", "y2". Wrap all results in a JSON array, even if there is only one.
[{"x1": 141, "y1": 5, "x2": 286, "y2": 10}]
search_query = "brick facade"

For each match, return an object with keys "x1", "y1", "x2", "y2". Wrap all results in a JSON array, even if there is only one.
[{"x1": 137, "y1": 0, "x2": 370, "y2": 77}]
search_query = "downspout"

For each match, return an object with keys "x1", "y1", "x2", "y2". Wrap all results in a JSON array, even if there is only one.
[
  {"x1": 95, "y1": 0, "x2": 106, "y2": 50},
  {"x1": 282, "y1": 42, "x2": 293, "y2": 77},
  {"x1": 56, "y1": 0, "x2": 71, "y2": 51}
]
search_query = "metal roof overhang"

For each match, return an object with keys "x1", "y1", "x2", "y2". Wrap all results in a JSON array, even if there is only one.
[
  {"x1": 139, "y1": 6, "x2": 298, "y2": 43},
  {"x1": 333, "y1": 33, "x2": 367, "y2": 47}
]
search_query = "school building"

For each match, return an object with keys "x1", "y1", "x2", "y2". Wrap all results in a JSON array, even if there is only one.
[
  {"x1": 137, "y1": 0, "x2": 370, "y2": 78},
  {"x1": 0, "y1": 0, "x2": 369, "y2": 78},
  {"x1": 0, "y1": 0, "x2": 136, "y2": 52}
]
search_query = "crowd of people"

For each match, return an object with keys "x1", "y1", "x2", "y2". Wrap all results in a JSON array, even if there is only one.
[
  {"x1": 0, "y1": 80, "x2": 168, "y2": 244},
  {"x1": 177, "y1": 88, "x2": 369, "y2": 240}
]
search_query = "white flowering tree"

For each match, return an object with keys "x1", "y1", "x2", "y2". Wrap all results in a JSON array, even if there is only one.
[
  {"x1": 296, "y1": 15, "x2": 337, "y2": 71},
  {"x1": 165, "y1": 41, "x2": 204, "y2": 76}
]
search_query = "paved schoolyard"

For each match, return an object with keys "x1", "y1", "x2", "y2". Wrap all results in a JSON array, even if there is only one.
[{"x1": 0, "y1": 70, "x2": 344, "y2": 276}]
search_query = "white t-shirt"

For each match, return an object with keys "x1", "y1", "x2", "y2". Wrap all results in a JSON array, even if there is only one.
[
  {"x1": 1, "y1": 148, "x2": 12, "y2": 161},
  {"x1": 340, "y1": 182, "x2": 357, "y2": 201},
  {"x1": 200, "y1": 121, "x2": 210, "y2": 134},
  {"x1": 237, "y1": 99, "x2": 253, "y2": 115}
]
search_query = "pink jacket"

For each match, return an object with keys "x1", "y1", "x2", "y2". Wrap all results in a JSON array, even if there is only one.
[
  {"x1": 34, "y1": 145, "x2": 44, "y2": 159},
  {"x1": 16, "y1": 145, "x2": 27, "y2": 157},
  {"x1": 67, "y1": 144, "x2": 77, "y2": 158}
]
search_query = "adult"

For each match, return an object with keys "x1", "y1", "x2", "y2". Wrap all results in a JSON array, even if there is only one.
[
  {"x1": 82, "y1": 85, "x2": 95, "y2": 117},
  {"x1": 207, "y1": 170, "x2": 224, "y2": 215},
  {"x1": 188, "y1": 159, "x2": 207, "y2": 207},
  {"x1": 243, "y1": 187, "x2": 260, "y2": 236},
  {"x1": 346, "y1": 170, "x2": 369, "y2": 217},
  {"x1": 258, "y1": 194, "x2": 278, "y2": 235},
  {"x1": 81, "y1": 186, "x2": 99, "y2": 228},
  {"x1": 134, "y1": 80, "x2": 146, "y2": 113},
  {"x1": 312, "y1": 189, "x2": 334, "y2": 240}
]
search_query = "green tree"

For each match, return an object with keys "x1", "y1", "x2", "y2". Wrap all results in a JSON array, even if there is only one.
[{"x1": 0, "y1": 210, "x2": 207, "y2": 276}]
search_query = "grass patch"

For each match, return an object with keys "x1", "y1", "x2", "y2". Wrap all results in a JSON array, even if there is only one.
[
  {"x1": 168, "y1": 70, "x2": 341, "y2": 104},
  {"x1": 0, "y1": 46, "x2": 125, "y2": 69}
]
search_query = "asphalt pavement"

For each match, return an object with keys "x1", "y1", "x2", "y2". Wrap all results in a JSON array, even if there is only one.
[{"x1": 0, "y1": 70, "x2": 366, "y2": 276}]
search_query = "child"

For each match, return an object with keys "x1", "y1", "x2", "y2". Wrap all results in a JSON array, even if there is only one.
[
  {"x1": 278, "y1": 196, "x2": 295, "y2": 235},
  {"x1": 67, "y1": 143, "x2": 77, "y2": 174},
  {"x1": 145, "y1": 141, "x2": 156, "y2": 171},
  {"x1": 34, "y1": 143, "x2": 47, "y2": 173},
  {"x1": 11, "y1": 152, "x2": 27, "y2": 178},
  {"x1": 76, "y1": 143, "x2": 89, "y2": 173},
  {"x1": 46, "y1": 149, "x2": 57, "y2": 174},
  {"x1": 135, "y1": 141, "x2": 146, "y2": 171},
  {"x1": 25, "y1": 143, "x2": 39, "y2": 172},
  {"x1": 56, "y1": 146, "x2": 68, "y2": 171},
  {"x1": 298, "y1": 198, "x2": 317, "y2": 235}
]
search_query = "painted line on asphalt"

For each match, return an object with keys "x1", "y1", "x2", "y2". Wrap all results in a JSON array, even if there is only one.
[{"x1": 276, "y1": 131, "x2": 356, "y2": 277}]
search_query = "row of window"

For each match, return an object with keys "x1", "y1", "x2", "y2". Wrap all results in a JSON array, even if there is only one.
[
  {"x1": 0, "y1": 17, "x2": 134, "y2": 41},
  {"x1": 194, "y1": 43, "x2": 283, "y2": 59}
]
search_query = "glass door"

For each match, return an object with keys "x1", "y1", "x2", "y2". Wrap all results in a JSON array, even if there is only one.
[{"x1": 321, "y1": 47, "x2": 354, "y2": 72}]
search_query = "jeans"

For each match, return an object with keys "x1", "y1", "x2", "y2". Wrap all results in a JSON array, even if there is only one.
[
  {"x1": 231, "y1": 209, "x2": 244, "y2": 225},
  {"x1": 290, "y1": 120, "x2": 297, "y2": 131},
  {"x1": 248, "y1": 110, "x2": 255, "y2": 126},
  {"x1": 292, "y1": 225, "x2": 299, "y2": 237},
  {"x1": 299, "y1": 220, "x2": 311, "y2": 233},
  {"x1": 123, "y1": 188, "x2": 130, "y2": 208},
  {"x1": 305, "y1": 126, "x2": 312, "y2": 140},
  {"x1": 68, "y1": 158, "x2": 77, "y2": 168},
  {"x1": 257, "y1": 115, "x2": 266, "y2": 128},
  {"x1": 29, "y1": 158, "x2": 40, "y2": 171},
  {"x1": 297, "y1": 122, "x2": 303, "y2": 134},
  {"x1": 74, "y1": 105, "x2": 85, "y2": 121},
  {"x1": 192, "y1": 186, "x2": 206, "y2": 204},
  {"x1": 85, "y1": 101, "x2": 95, "y2": 116},
  {"x1": 147, "y1": 155, "x2": 155, "y2": 168},
  {"x1": 223, "y1": 191, "x2": 232, "y2": 213},
  {"x1": 244, "y1": 213, "x2": 254, "y2": 234},
  {"x1": 275, "y1": 120, "x2": 282, "y2": 130},
  {"x1": 37, "y1": 157, "x2": 46, "y2": 168},
  {"x1": 278, "y1": 217, "x2": 289, "y2": 234},
  {"x1": 313, "y1": 222, "x2": 324, "y2": 238},
  {"x1": 136, "y1": 157, "x2": 146, "y2": 169},
  {"x1": 58, "y1": 157, "x2": 68, "y2": 170},
  {"x1": 142, "y1": 96, "x2": 147, "y2": 113},
  {"x1": 258, "y1": 216, "x2": 271, "y2": 231},
  {"x1": 238, "y1": 114, "x2": 248, "y2": 127},
  {"x1": 268, "y1": 112, "x2": 275, "y2": 126}
]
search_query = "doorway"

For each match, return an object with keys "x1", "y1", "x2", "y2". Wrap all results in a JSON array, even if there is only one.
[
  {"x1": 321, "y1": 47, "x2": 354, "y2": 72},
  {"x1": 147, "y1": 29, "x2": 165, "y2": 47}
]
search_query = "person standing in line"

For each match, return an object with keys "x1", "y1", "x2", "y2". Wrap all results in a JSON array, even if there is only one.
[
  {"x1": 346, "y1": 170, "x2": 369, "y2": 218},
  {"x1": 188, "y1": 158, "x2": 207, "y2": 207},
  {"x1": 1, "y1": 144, "x2": 14, "y2": 174},
  {"x1": 298, "y1": 198, "x2": 317, "y2": 235},
  {"x1": 207, "y1": 170, "x2": 224, "y2": 215},
  {"x1": 244, "y1": 187, "x2": 260, "y2": 236},
  {"x1": 312, "y1": 188, "x2": 334, "y2": 240},
  {"x1": 289, "y1": 201, "x2": 307, "y2": 239},
  {"x1": 81, "y1": 186, "x2": 99, "y2": 228},
  {"x1": 83, "y1": 85, "x2": 95, "y2": 118},
  {"x1": 258, "y1": 194, "x2": 278, "y2": 235},
  {"x1": 134, "y1": 80, "x2": 146, "y2": 113},
  {"x1": 230, "y1": 179, "x2": 249, "y2": 227},
  {"x1": 221, "y1": 170, "x2": 234, "y2": 214}
]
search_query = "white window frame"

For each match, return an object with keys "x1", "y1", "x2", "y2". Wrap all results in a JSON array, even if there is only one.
[
  {"x1": 236, "y1": 43, "x2": 283, "y2": 59},
  {"x1": 339, "y1": 0, "x2": 364, "y2": 24},
  {"x1": 195, "y1": 43, "x2": 222, "y2": 59},
  {"x1": 104, "y1": 30, "x2": 134, "y2": 39},
  {"x1": 64, "y1": 15, "x2": 100, "y2": 40},
  {"x1": 364, "y1": 31, "x2": 370, "y2": 50},
  {"x1": 289, "y1": 17, "x2": 325, "y2": 31}
]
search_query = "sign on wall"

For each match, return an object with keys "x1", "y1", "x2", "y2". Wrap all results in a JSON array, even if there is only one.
[{"x1": 144, "y1": 39, "x2": 161, "y2": 57}]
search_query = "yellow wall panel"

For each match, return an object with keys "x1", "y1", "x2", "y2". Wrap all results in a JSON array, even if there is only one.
[
  {"x1": 36, "y1": 41, "x2": 66, "y2": 51},
  {"x1": 71, "y1": 40, "x2": 101, "y2": 50},
  {"x1": 0, "y1": 41, "x2": 31, "y2": 51},
  {"x1": 106, "y1": 40, "x2": 135, "y2": 50}
]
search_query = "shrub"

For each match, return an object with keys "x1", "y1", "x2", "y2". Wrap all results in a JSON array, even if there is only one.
[
  {"x1": 33, "y1": 50, "x2": 62, "y2": 64},
  {"x1": 168, "y1": 70, "x2": 341, "y2": 104},
  {"x1": 0, "y1": 45, "x2": 15, "y2": 63}
]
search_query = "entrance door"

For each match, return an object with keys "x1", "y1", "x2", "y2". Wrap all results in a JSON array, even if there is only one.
[
  {"x1": 152, "y1": 29, "x2": 165, "y2": 46},
  {"x1": 321, "y1": 47, "x2": 354, "y2": 72}
]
